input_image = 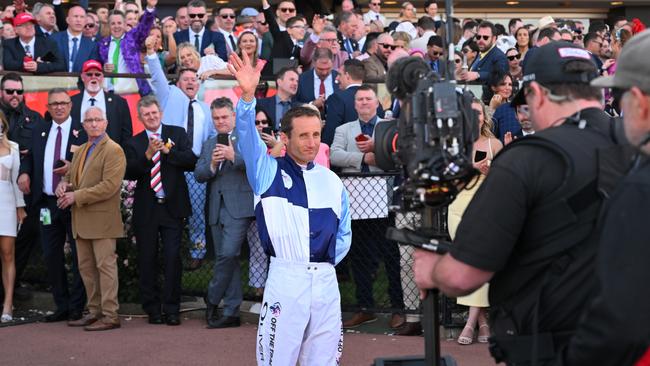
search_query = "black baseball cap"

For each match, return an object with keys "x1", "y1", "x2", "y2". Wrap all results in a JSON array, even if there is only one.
[{"x1": 511, "y1": 42, "x2": 599, "y2": 106}]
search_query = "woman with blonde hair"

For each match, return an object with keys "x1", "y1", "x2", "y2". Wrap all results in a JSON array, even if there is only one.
[
  {"x1": 448, "y1": 98, "x2": 502, "y2": 345},
  {"x1": 399, "y1": 2, "x2": 417, "y2": 23},
  {"x1": 0, "y1": 111, "x2": 26, "y2": 323}
]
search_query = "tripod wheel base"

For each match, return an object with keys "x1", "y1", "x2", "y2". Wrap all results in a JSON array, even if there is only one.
[{"x1": 372, "y1": 355, "x2": 458, "y2": 366}]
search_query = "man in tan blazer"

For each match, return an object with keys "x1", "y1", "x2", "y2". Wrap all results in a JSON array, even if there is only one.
[
  {"x1": 56, "y1": 106, "x2": 126, "y2": 331},
  {"x1": 362, "y1": 33, "x2": 394, "y2": 82}
]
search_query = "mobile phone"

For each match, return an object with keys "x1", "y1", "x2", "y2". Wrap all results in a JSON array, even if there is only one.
[
  {"x1": 262, "y1": 127, "x2": 274, "y2": 135},
  {"x1": 54, "y1": 159, "x2": 66, "y2": 169},
  {"x1": 217, "y1": 134, "x2": 230, "y2": 145},
  {"x1": 355, "y1": 133, "x2": 369, "y2": 142},
  {"x1": 474, "y1": 150, "x2": 487, "y2": 162}
]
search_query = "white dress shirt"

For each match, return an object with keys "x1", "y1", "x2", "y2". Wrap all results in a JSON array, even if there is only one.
[
  {"x1": 189, "y1": 27, "x2": 206, "y2": 52},
  {"x1": 19, "y1": 37, "x2": 36, "y2": 56},
  {"x1": 43, "y1": 117, "x2": 72, "y2": 196},
  {"x1": 313, "y1": 70, "x2": 334, "y2": 99},
  {"x1": 106, "y1": 34, "x2": 137, "y2": 93},
  {"x1": 363, "y1": 10, "x2": 387, "y2": 26},
  {"x1": 80, "y1": 90, "x2": 106, "y2": 123}
]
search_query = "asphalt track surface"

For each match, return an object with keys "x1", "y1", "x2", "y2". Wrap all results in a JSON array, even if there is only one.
[{"x1": 0, "y1": 317, "x2": 496, "y2": 365}]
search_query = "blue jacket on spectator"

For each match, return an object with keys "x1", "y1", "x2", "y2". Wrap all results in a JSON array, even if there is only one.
[
  {"x1": 50, "y1": 31, "x2": 100, "y2": 72},
  {"x1": 256, "y1": 96, "x2": 300, "y2": 131},
  {"x1": 294, "y1": 69, "x2": 339, "y2": 104},
  {"x1": 174, "y1": 29, "x2": 228, "y2": 61},
  {"x1": 492, "y1": 104, "x2": 522, "y2": 143},
  {"x1": 471, "y1": 45, "x2": 508, "y2": 83}
]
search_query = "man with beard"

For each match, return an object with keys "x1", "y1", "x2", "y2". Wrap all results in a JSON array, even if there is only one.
[
  {"x1": 0, "y1": 72, "x2": 43, "y2": 301},
  {"x1": 362, "y1": 32, "x2": 393, "y2": 81},
  {"x1": 70, "y1": 60, "x2": 132, "y2": 146},
  {"x1": 460, "y1": 21, "x2": 508, "y2": 84},
  {"x1": 173, "y1": 0, "x2": 227, "y2": 59}
]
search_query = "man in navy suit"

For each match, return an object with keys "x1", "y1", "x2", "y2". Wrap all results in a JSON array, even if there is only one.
[
  {"x1": 71, "y1": 60, "x2": 132, "y2": 146},
  {"x1": 294, "y1": 48, "x2": 339, "y2": 109},
  {"x1": 17, "y1": 88, "x2": 87, "y2": 323},
  {"x1": 257, "y1": 67, "x2": 300, "y2": 130},
  {"x1": 2, "y1": 13, "x2": 66, "y2": 73},
  {"x1": 459, "y1": 21, "x2": 508, "y2": 84},
  {"x1": 173, "y1": 0, "x2": 227, "y2": 60},
  {"x1": 323, "y1": 59, "x2": 383, "y2": 146},
  {"x1": 50, "y1": 5, "x2": 100, "y2": 73}
]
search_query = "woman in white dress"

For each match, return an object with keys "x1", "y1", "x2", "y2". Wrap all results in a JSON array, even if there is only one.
[{"x1": 0, "y1": 113, "x2": 26, "y2": 323}]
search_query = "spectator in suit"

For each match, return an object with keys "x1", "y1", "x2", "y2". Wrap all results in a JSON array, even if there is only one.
[
  {"x1": 329, "y1": 85, "x2": 405, "y2": 330},
  {"x1": 214, "y1": 6, "x2": 237, "y2": 54},
  {"x1": 257, "y1": 67, "x2": 299, "y2": 130},
  {"x1": 255, "y1": 12, "x2": 273, "y2": 61},
  {"x1": 71, "y1": 60, "x2": 133, "y2": 146},
  {"x1": 363, "y1": 33, "x2": 393, "y2": 81},
  {"x1": 300, "y1": 21, "x2": 348, "y2": 71},
  {"x1": 294, "y1": 48, "x2": 339, "y2": 109},
  {"x1": 33, "y1": 3, "x2": 57, "y2": 38},
  {"x1": 1, "y1": 73, "x2": 44, "y2": 291},
  {"x1": 425, "y1": 35, "x2": 446, "y2": 75},
  {"x1": 124, "y1": 96, "x2": 197, "y2": 326},
  {"x1": 2, "y1": 13, "x2": 66, "y2": 73},
  {"x1": 262, "y1": 0, "x2": 306, "y2": 73},
  {"x1": 456, "y1": 21, "x2": 478, "y2": 53},
  {"x1": 520, "y1": 27, "x2": 560, "y2": 71},
  {"x1": 584, "y1": 32, "x2": 605, "y2": 71},
  {"x1": 363, "y1": 0, "x2": 387, "y2": 27},
  {"x1": 195, "y1": 97, "x2": 254, "y2": 329},
  {"x1": 324, "y1": 58, "x2": 384, "y2": 146},
  {"x1": 56, "y1": 106, "x2": 125, "y2": 331},
  {"x1": 272, "y1": 0, "x2": 297, "y2": 31},
  {"x1": 17, "y1": 88, "x2": 86, "y2": 323},
  {"x1": 50, "y1": 6, "x2": 100, "y2": 73},
  {"x1": 459, "y1": 21, "x2": 508, "y2": 84},
  {"x1": 145, "y1": 37, "x2": 215, "y2": 270},
  {"x1": 173, "y1": 0, "x2": 227, "y2": 60},
  {"x1": 338, "y1": 11, "x2": 359, "y2": 57},
  {"x1": 98, "y1": 2, "x2": 156, "y2": 95}
]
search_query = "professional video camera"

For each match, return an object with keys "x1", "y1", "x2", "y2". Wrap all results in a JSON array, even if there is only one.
[{"x1": 375, "y1": 59, "x2": 479, "y2": 211}]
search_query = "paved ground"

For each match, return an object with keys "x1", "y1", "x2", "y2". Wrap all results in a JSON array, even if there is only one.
[{"x1": 1, "y1": 315, "x2": 495, "y2": 366}]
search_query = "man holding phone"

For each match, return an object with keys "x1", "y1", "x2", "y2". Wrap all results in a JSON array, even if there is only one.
[{"x1": 194, "y1": 97, "x2": 254, "y2": 328}]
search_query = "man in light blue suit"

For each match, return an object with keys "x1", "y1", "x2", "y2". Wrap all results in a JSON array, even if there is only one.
[
  {"x1": 50, "y1": 5, "x2": 100, "y2": 73},
  {"x1": 146, "y1": 38, "x2": 216, "y2": 269}
]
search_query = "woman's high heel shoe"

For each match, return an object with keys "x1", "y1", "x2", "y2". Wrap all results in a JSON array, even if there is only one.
[{"x1": 1, "y1": 313, "x2": 13, "y2": 323}]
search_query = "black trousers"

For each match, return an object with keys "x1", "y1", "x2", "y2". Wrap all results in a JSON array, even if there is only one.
[
  {"x1": 350, "y1": 218, "x2": 404, "y2": 310},
  {"x1": 39, "y1": 196, "x2": 86, "y2": 313},
  {"x1": 135, "y1": 202, "x2": 183, "y2": 316}
]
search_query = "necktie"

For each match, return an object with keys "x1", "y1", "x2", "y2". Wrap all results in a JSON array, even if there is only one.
[
  {"x1": 319, "y1": 78, "x2": 326, "y2": 97},
  {"x1": 290, "y1": 44, "x2": 299, "y2": 59},
  {"x1": 345, "y1": 39, "x2": 352, "y2": 54},
  {"x1": 431, "y1": 60, "x2": 438, "y2": 73},
  {"x1": 70, "y1": 37, "x2": 79, "y2": 71},
  {"x1": 52, "y1": 126, "x2": 62, "y2": 192},
  {"x1": 150, "y1": 133, "x2": 163, "y2": 196},
  {"x1": 89, "y1": 98, "x2": 96, "y2": 106},
  {"x1": 187, "y1": 100, "x2": 195, "y2": 148},
  {"x1": 24, "y1": 44, "x2": 31, "y2": 55},
  {"x1": 194, "y1": 34, "x2": 200, "y2": 53},
  {"x1": 351, "y1": 39, "x2": 359, "y2": 52},
  {"x1": 228, "y1": 34, "x2": 236, "y2": 52},
  {"x1": 112, "y1": 37, "x2": 120, "y2": 83},
  {"x1": 360, "y1": 121, "x2": 374, "y2": 172}
]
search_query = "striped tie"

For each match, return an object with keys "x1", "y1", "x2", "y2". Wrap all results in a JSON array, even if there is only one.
[{"x1": 150, "y1": 133, "x2": 162, "y2": 195}]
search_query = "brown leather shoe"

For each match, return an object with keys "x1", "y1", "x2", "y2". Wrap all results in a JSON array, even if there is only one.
[
  {"x1": 395, "y1": 321, "x2": 423, "y2": 336},
  {"x1": 343, "y1": 312, "x2": 377, "y2": 328},
  {"x1": 84, "y1": 320, "x2": 121, "y2": 331},
  {"x1": 68, "y1": 314, "x2": 98, "y2": 327},
  {"x1": 389, "y1": 313, "x2": 406, "y2": 329}
]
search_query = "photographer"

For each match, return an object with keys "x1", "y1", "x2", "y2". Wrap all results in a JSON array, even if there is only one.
[
  {"x1": 413, "y1": 42, "x2": 618, "y2": 365},
  {"x1": 557, "y1": 30, "x2": 650, "y2": 366}
]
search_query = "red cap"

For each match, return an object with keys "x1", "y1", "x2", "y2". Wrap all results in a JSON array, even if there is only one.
[
  {"x1": 13, "y1": 13, "x2": 36, "y2": 27},
  {"x1": 82, "y1": 60, "x2": 103, "y2": 73}
]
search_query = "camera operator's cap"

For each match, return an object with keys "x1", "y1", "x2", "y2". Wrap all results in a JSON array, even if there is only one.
[
  {"x1": 592, "y1": 30, "x2": 650, "y2": 93},
  {"x1": 240, "y1": 7, "x2": 259, "y2": 17},
  {"x1": 82, "y1": 60, "x2": 103, "y2": 73},
  {"x1": 511, "y1": 42, "x2": 597, "y2": 106},
  {"x1": 13, "y1": 13, "x2": 37, "y2": 27}
]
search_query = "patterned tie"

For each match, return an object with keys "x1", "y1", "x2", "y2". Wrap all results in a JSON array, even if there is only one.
[
  {"x1": 52, "y1": 126, "x2": 62, "y2": 192},
  {"x1": 70, "y1": 37, "x2": 79, "y2": 72},
  {"x1": 150, "y1": 133, "x2": 163, "y2": 196},
  {"x1": 89, "y1": 98, "x2": 96, "y2": 106},
  {"x1": 187, "y1": 100, "x2": 195, "y2": 148}
]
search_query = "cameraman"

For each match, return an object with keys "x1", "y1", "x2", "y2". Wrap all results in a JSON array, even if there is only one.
[
  {"x1": 414, "y1": 42, "x2": 618, "y2": 365},
  {"x1": 557, "y1": 31, "x2": 650, "y2": 366}
]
